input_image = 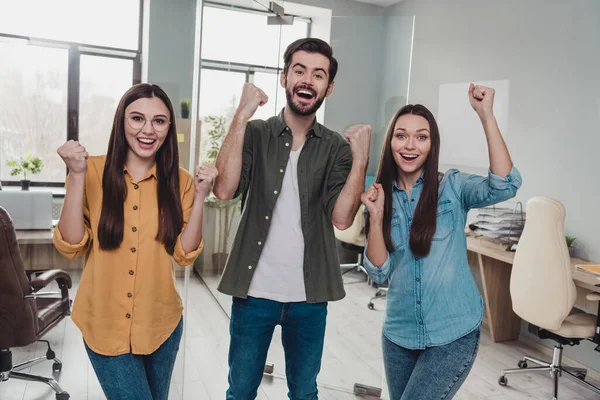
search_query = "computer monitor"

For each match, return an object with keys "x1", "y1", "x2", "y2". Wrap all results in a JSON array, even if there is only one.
[{"x1": 0, "y1": 190, "x2": 53, "y2": 230}]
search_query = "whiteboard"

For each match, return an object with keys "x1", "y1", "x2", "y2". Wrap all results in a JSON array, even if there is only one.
[{"x1": 437, "y1": 79, "x2": 510, "y2": 168}]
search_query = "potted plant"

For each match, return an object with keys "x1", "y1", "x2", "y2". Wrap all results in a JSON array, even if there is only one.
[
  {"x1": 6, "y1": 152, "x2": 43, "y2": 191},
  {"x1": 566, "y1": 235, "x2": 576, "y2": 257},
  {"x1": 180, "y1": 99, "x2": 190, "y2": 119}
]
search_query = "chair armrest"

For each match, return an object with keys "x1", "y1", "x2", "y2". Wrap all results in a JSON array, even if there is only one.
[
  {"x1": 30, "y1": 270, "x2": 73, "y2": 291},
  {"x1": 586, "y1": 293, "x2": 600, "y2": 301}
]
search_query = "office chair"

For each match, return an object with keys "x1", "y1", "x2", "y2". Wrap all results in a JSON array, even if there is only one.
[
  {"x1": 498, "y1": 197, "x2": 600, "y2": 399},
  {"x1": 0, "y1": 206, "x2": 72, "y2": 400}
]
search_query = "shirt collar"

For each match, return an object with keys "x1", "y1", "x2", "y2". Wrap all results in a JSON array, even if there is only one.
[
  {"x1": 274, "y1": 108, "x2": 322, "y2": 138},
  {"x1": 393, "y1": 171, "x2": 425, "y2": 191},
  {"x1": 123, "y1": 163, "x2": 158, "y2": 181}
]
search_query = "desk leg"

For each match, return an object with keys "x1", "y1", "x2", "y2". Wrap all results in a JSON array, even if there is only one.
[{"x1": 478, "y1": 253, "x2": 521, "y2": 342}]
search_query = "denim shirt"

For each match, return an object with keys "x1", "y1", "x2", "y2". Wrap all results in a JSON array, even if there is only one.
[{"x1": 363, "y1": 167, "x2": 522, "y2": 349}]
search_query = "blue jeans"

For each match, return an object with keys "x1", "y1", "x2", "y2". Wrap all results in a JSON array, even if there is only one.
[
  {"x1": 226, "y1": 296, "x2": 328, "y2": 400},
  {"x1": 84, "y1": 317, "x2": 183, "y2": 400},
  {"x1": 383, "y1": 326, "x2": 480, "y2": 400}
]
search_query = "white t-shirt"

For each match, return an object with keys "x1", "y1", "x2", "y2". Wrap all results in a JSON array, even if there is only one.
[{"x1": 247, "y1": 145, "x2": 306, "y2": 302}]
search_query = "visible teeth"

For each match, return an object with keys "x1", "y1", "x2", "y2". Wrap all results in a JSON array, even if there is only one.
[
  {"x1": 402, "y1": 154, "x2": 417, "y2": 159},
  {"x1": 298, "y1": 90, "x2": 313, "y2": 96},
  {"x1": 138, "y1": 138, "x2": 155, "y2": 144}
]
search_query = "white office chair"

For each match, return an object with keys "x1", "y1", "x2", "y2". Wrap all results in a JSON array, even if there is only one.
[{"x1": 498, "y1": 197, "x2": 600, "y2": 399}]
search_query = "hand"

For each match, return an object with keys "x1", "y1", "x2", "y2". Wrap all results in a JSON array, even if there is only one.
[
  {"x1": 194, "y1": 162, "x2": 218, "y2": 197},
  {"x1": 57, "y1": 140, "x2": 88, "y2": 175},
  {"x1": 361, "y1": 183, "x2": 384, "y2": 222},
  {"x1": 236, "y1": 83, "x2": 268, "y2": 120},
  {"x1": 344, "y1": 124, "x2": 372, "y2": 165},
  {"x1": 469, "y1": 83, "x2": 495, "y2": 118}
]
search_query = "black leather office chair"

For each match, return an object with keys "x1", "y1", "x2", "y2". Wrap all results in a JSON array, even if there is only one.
[{"x1": 0, "y1": 206, "x2": 72, "y2": 399}]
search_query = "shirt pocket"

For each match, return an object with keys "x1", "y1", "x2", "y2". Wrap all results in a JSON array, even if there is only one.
[
  {"x1": 432, "y1": 199, "x2": 455, "y2": 241},
  {"x1": 391, "y1": 214, "x2": 404, "y2": 250}
]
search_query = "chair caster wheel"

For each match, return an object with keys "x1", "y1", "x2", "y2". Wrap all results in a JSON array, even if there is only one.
[
  {"x1": 517, "y1": 360, "x2": 527, "y2": 369},
  {"x1": 498, "y1": 376, "x2": 507, "y2": 386},
  {"x1": 56, "y1": 392, "x2": 70, "y2": 400},
  {"x1": 575, "y1": 372, "x2": 586, "y2": 380},
  {"x1": 368, "y1": 303, "x2": 374, "y2": 310},
  {"x1": 52, "y1": 362, "x2": 62, "y2": 372}
]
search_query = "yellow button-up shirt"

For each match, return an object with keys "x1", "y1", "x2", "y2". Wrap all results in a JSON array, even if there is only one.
[{"x1": 53, "y1": 155, "x2": 203, "y2": 356}]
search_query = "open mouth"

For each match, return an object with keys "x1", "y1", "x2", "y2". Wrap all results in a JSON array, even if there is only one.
[
  {"x1": 400, "y1": 153, "x2": 418, "y2": 162},
  {"x1": 295, "y1": 89, "x2": 315, "y2": 100},
  {"x1": 137, "y1": 137, "x2": 156, "y2": 149}
]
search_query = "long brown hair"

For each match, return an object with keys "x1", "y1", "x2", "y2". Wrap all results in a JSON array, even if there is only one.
[
  {"x1": 98, "y1": 83, "x2": 183, "y2": 255},
  {"x1": 367, "y1": 104, "x2": 441, "y2": 257}
]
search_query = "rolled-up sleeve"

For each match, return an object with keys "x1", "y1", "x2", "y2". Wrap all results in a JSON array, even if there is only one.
[
  {"x1": 53, "y1": 224, "x2": 91, "y2": 259},
  {"x1": 325, "y1": 140, "x2": 352, "y2": 217},
  {"x1": 173, "y1": 175, "x2": 204, "y2": 266},
  {"x1": 362, "y1": 244, "x2": 392, "y2": 285},
  {"x1": 451, "y1": 166, "x2": 522, "y2": 210}
]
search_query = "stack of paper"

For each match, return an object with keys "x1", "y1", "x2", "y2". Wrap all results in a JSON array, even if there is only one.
[
  {"x1": 469, "y1": 206, "x2": 525, "y2": 243},
  {"x1": 576, "y1": 264, "x2": 600, "y2": 275}
]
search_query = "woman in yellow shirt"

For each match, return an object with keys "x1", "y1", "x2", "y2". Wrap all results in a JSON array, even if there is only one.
[{"x1": 53, "y1": 83, "x2": 216, "y2": 400}]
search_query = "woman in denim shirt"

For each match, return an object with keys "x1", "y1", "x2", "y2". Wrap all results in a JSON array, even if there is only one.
[{"x1": 361, "y1": 84, "x2": 522, "y2": 399}]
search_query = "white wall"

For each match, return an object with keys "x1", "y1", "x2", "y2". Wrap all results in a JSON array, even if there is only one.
[{"x1": 388, "y1": 0, "x2": 600, "y2": 371}]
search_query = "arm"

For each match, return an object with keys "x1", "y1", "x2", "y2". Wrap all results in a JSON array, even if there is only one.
[
  {"x1": 213, "y1": 83, "x2": 268, "y2": 200},
  {"x1": 331, "y1": 125, "x2": 372, "y2": 230},
  {"x1": 53, "y1": 141, "x2": 92, "y2": 258},
  {"x1": 470, "y1": 83, "x2": 512, "y2": 177},
  {"x1": 57, "y1": 172, "x2": 87, "y2": 244},
  {"x1": 454, "y1": 84, "x2": 522, "y2": 209},
  {"x1": 362, "y1": 184, "x2": 392, "y2": 284},
  {"x1": 173, "y1": 163, "x2": 218, "y2": 265}
]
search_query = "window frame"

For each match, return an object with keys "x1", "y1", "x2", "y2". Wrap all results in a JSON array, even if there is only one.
[{"x1": 0, "y1": 0, "x2": 143, "y2": 187}]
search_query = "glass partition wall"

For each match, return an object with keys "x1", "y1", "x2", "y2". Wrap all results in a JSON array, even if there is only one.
[{"x1": 191, "y1": 1, "x2": 415, "y2": 398}]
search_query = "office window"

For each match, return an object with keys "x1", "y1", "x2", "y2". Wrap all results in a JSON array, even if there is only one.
[
  {"x1": 201, "y1": 6, "x2": 309, "y2": 68},
  {"x1": 79, "y1": 56, "x2": 134, "y2": 157},
  {"x1": 0, "y1": 0, "x2": 140, "y2": 50},
  {"x1": 0, "y1": 1, "x2": 141, "y2": 184},
  {"x1": 0, "y1": 42, "x2": 68, "y2": 183}
]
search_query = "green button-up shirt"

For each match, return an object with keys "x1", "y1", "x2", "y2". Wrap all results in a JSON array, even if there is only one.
[{"x1": 217, "y1": 110, "x2": 352, "y2": 303}]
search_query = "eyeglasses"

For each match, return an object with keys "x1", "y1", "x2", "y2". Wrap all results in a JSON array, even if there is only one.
[{"x1": 126, "y1": 114, "x2": 171, "y2": 133}]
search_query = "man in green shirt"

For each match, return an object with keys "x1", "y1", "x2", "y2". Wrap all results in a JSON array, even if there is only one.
[{"x1": 213, "y1": 37, "x2": 371, "y2": 400}]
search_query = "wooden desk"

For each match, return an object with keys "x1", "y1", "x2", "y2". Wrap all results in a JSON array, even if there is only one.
[
  {"x1": 16, "y1": 229, "x2": 83, "y2": 271},
  {"x1": 467, "y1": 235, "x2": 600, "y2": 343}
]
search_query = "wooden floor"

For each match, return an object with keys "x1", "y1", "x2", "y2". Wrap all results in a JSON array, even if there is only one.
[{"x1": 2, "y1": 269, "x2": 599, "y2": 400}]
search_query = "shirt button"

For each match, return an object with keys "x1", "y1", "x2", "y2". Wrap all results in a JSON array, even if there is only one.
[
  {"x1": 132, "y1": 227, "x2": 137, "y2": 232},
  {"x1": 274, "y1": 190, "x2": 278, "y2": 195},
  {"x1": 248, "y1": 265, "x2": 253, "y2": 270},
  {"x1": 419, "y1": 321, "x2": 423, "y2": 325},
  {"x1": 416, "y1": 278, "x2": 420, "y2": 282},
  {"x1": 133, "y1": 205, "x2": 138, "y2": 210},
  {"x1": 129, "y1": 270, "x2": 134, "y2": 275},
  {"x1": 131, "y1": 247, "x2": 136, "y2": 253},
  {"x1": 416, "y1": 300, "x2": 421, "y2": 304},
  {"x1": 126, "y1": 313, "x2": 131, "y2": 319},
  {"x1": 127, "y1": 293, "x2": 133, "y2": 298},
  {"x1": 258, "y1": 241, "x2": 262, "y2": 246},
  {"x1": 133, "y1": 184, "x2": 139, "y2": 190},
  {"x1": 285, "y1": 142, "x2": 290, "y2": 147},
  {"x1": 279, "y1": 169, "x2": 284, "y2": 173},
  {"x1": 265, "y1": 216, "x2": 269, "y2": 220}
]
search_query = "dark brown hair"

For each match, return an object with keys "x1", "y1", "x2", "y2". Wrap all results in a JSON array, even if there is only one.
[
  {"x1": 367, "y1": 104, "x2": 441, "y2": 257},
  {"x1": 283, "y1": 38, "x2": 338, "y2": 84},
  {"x1": 98, "y1": 83, "x2": 183, "y2": 255}
]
